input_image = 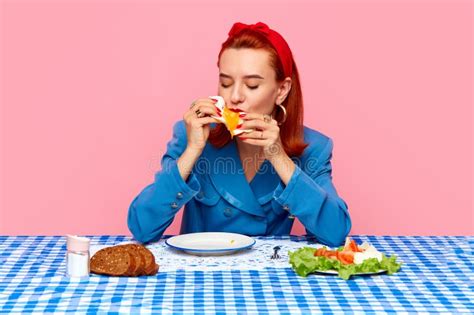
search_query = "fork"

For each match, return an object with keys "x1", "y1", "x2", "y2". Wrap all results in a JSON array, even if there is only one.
[{"x1": 271, "y1": 246, "x2": 281, "y2": 259}]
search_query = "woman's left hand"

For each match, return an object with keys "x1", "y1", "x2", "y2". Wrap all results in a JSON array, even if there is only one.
[{"x1": 237, "y1": 113, "x2": 284, "y2": 159}]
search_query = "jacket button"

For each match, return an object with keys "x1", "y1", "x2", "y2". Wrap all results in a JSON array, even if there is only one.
[
  {"x1": 288, "y1": 214, "x2": 295, "y2": 220},
  {"x1": 176, "y1": 192, "x2": 183, "y2": 199},
  {"x1": 283, "y1": 204, "x2": 290, "y2": 211},
  {"x1": 171, "y1": 202, "x2": 179, "y2": 209},
  {"x1": 223, "y1": 207, "x2": 233, "y2": 217}
]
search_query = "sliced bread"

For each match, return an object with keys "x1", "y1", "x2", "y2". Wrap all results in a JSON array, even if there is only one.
[{"x1": 90, "y1": 243, "x2": 158, "y2": 277}]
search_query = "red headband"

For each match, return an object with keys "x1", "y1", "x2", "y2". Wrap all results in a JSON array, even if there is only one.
[{"x1": 226, "y1": 22, "x2": 294, "y2": 78}]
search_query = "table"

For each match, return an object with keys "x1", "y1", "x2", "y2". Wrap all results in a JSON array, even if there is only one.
[{"x1": 0, "y1": 235, "x2": 472, "y2": 314}]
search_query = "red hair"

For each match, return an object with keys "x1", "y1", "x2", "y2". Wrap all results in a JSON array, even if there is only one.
[{"x1": 208, "y1": 29, "x2": 308, "y2": 157}]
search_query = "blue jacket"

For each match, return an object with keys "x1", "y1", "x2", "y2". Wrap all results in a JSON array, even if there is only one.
[{"x1": 128, "y1": 120, "x2": 351, "y2": 246}]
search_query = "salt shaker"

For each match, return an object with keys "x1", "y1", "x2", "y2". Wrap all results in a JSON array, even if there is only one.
[{"x1": 66, "y1": 234, "x2": 90, "y2": 277}]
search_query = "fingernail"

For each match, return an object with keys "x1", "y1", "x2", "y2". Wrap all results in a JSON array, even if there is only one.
[
  {"x1": 217, "y1": 112, "x2": 222, "y2": 117},
  {"x1": 236, "y1": 123, "x2": 242, "y2": 129},
  {"x1": 239, "y1": 137, "x2": 247, "y2": 140},
  {"x1": 239, "y1": 113, "x2": 246, "y2": 117}
]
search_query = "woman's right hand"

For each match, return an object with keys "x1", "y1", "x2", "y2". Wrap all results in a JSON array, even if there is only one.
[{"x1": 183, "y1": 97, "x2": 221, "y2": 152}]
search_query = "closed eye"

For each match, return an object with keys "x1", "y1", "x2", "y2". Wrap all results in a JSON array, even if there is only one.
[{"x1": 220, "y1": 84, "x2": 259, "y2": 90}]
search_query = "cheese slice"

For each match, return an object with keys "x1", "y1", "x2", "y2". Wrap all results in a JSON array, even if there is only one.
[
  {"x1": 354, "y1": 250, "x2": 383, "y2": 264},
  {"x1": 222, "y1": 106, "x2": 241, "y2": 137}
]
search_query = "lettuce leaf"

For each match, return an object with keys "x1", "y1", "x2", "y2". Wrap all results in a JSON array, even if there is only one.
[{"x1": 288, "y1": 247, "x2": 402, "y2": 280}]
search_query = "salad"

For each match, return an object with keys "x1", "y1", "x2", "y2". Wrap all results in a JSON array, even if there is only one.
[{"x1": 289, "y1": 237, "x2": 402, "y2": 280}]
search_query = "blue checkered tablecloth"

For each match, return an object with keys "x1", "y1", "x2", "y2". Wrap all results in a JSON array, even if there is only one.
[{"x1": 0, "y1": 235, "x2": 472, "y2": 314}]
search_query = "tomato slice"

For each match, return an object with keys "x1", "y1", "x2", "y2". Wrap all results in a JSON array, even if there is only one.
[
  {"x1": 314, "y1": 248, "x2": 326, "y2": 257},
  {"x1": 348, "y1": 239, "x2": 362, "y2": 252},
  {"x1": 314, "y1": 245, "x2": 355, "y2": 265},
  {"x1": 338, "y1": 251, "x2": 354, "y2": 264},
  {"x1": 314, "y1": 248, "x2": 340, "y2": 260}
]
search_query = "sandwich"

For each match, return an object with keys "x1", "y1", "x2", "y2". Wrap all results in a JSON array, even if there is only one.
[{"x1": 209, "y1": 95, "x2": 253, "y2": 138}]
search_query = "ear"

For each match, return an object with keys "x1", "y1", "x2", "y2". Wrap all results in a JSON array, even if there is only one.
[{"x1": 276, "y1": 77, "x2": 292, "y2": 104}]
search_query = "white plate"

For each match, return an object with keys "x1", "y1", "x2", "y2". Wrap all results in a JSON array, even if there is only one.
[
  {"x1": 313, "y1": 269, "x2": 387, "y2": 276},
  {"x1": 165, "y1": 232, "x2": 255, "y2": 256}
]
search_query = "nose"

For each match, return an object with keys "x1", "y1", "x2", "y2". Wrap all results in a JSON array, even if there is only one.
[{"x1": 229, "y1": 84, "x2": 244, "y2": 107}]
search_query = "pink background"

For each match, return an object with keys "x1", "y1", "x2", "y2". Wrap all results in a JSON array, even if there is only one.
[{"x1": 1, "y1": 0, "x2": 472, "y2": 236}]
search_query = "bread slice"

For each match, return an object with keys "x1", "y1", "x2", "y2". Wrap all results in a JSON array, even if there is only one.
[
  {"x1": 136, "y1": 245, "x2": 159, "y2": 275},
  {"x1": 117, "y1": 244, "x2": 145, "y2": 276},
  {"x1": 90, "y1": 246, "x2": 136, "y2": 276},
  {"x1": 147, "y1": 262, "x2": 159, "y2": 275}
]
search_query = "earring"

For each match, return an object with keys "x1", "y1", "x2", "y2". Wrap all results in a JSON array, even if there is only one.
[{"x1": 275, "y1": 104, "x2": 287, "y2": 125}]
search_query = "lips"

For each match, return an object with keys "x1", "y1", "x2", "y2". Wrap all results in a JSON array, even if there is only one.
[{"x1": 227, "y1": 108, "x2": 244, "y2": 113}]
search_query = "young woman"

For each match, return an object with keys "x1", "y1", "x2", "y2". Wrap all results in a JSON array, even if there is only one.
[{"x1": 127, "y1": 22, "x2": 351, "y2": 246}]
